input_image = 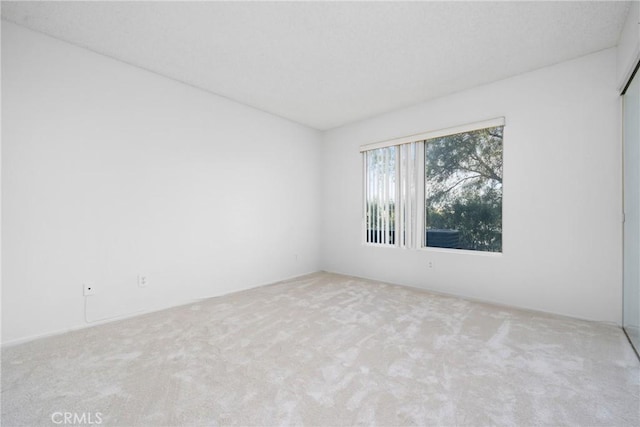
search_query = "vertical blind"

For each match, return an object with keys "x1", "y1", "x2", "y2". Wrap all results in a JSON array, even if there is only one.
[
  {"x1": 364, "y1": 147, "x2": 395, "y2": 245},
  {"x1": 363, "y1": 142, "x2": 418, "y2": 248}
]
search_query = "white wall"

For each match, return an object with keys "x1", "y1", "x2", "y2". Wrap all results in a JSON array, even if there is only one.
[
  {"x1": 320, "y1": 48, "x2": 622, "y2": 324},
  {"x1": 617, "y1": 0, "x2": 640, "y2": 89},
  {"x1": 1, "y1": 17, "x2": 627, "y2": 345},
  {"x1": 1, "y1": 22, "x2": 321, "y2": 344}
]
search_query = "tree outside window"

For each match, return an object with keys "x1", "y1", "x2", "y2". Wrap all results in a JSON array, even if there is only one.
[{"x1": 425, "y1": 126, "x2": 503, "y2": 252}]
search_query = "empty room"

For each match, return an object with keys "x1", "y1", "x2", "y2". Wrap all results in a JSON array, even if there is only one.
[{"x1": 2, "y1": 1, "x2": 640, "y2": 426}]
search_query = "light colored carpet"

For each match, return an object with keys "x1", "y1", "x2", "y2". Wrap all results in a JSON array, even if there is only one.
[{"x1": 2, "y1": 272, "x2": 639, "y2": 426}]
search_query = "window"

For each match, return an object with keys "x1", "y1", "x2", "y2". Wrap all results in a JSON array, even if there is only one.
[
  {"x1": 362, "y1": 118, "x2": 504, "y2": 253},
  {"x1": 425, "y1": 126, "x2": 503, "y2": 252}
]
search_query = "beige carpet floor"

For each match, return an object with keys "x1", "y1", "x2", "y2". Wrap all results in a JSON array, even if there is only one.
[{"x1": 2, "y1": 272, "x2": 639, "y2": 426}]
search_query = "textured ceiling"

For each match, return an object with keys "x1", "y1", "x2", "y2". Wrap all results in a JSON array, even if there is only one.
[{"x1": 1, "y1": 1, "x2": 631, "y2": 130}]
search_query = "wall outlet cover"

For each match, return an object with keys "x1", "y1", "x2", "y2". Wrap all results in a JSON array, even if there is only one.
[
  {"x1": 83, "y1": 284, "x2": 95, "y2": 296},
  {"x1": 138, "y1": 275, "x2": 148, "y2": 288}
]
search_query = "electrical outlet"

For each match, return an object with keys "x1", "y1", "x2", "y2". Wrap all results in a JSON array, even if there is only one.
[
  {"x1": 138, "y1": 275, "x2": 148, "y2": 288},
  {"x1": 428, "y1": 261, "x2": 433, "y2": 269},
  {"x1": 83, "y1": 284, "x2": 95, "y2": 296}
]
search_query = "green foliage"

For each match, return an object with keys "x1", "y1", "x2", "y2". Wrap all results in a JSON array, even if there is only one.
[{"x1": 425, "y1": 126, "x2": 503, "y2": 252}]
